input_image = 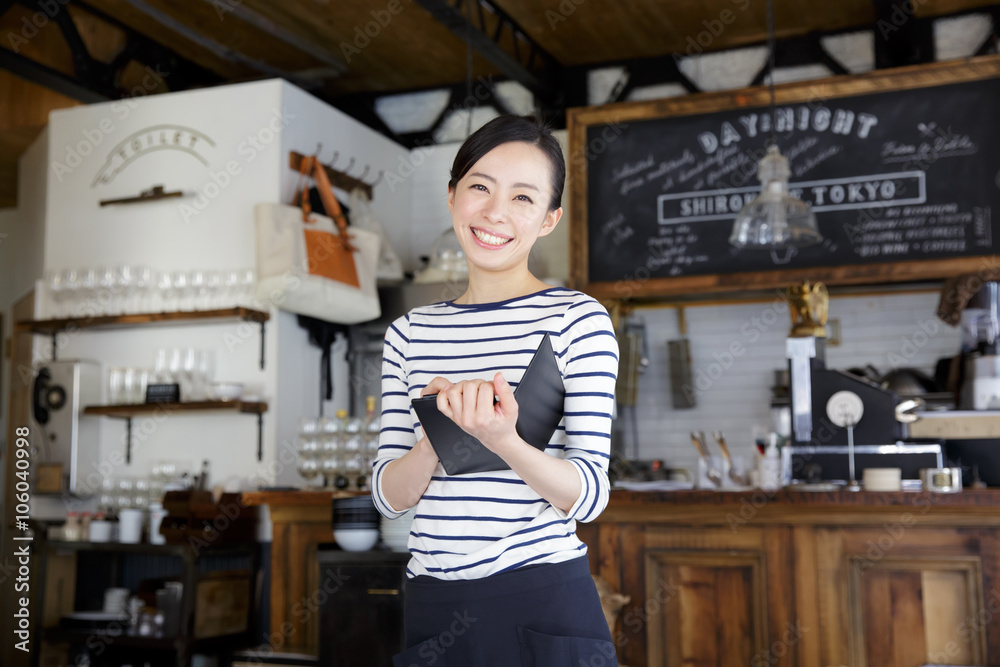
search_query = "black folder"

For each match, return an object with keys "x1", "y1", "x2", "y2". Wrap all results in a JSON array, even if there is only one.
[{"x1": 411, "y1": 333, "x2": 565, "y2": 475}]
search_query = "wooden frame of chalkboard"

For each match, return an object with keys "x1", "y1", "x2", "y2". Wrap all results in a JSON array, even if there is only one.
[{"x1": 568, "y1": 55, "x2": 1000, "y2": 301}]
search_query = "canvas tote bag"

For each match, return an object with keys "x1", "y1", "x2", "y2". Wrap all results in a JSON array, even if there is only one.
[{"x1": 255, "y1": 155, "x2": 381, "y2": 324}]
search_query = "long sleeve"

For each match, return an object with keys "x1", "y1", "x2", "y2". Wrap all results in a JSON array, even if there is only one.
[
  {"x1": 371, "y1": 315, "x2": 415, "y2": 519},
  {"x1": 555, "y1": 298, "x2": 618, "y2": 523}
]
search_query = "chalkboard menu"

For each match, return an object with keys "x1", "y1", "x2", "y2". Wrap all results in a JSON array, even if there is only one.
[{"x1": 568, "y1": 57, "x2": 1000, "y2": 299}]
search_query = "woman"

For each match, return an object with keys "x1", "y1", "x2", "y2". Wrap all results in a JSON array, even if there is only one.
[{"x1": 372, "y1": 114, "x2": 619, "y2": 666}]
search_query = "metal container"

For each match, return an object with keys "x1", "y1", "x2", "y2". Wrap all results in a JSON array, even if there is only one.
[{"x1": 920, "y1": 467, "x2": 963, "y2": 493}]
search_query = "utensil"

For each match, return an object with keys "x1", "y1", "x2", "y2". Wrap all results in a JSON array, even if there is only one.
[
  {"x1": 712, "y1": 431, "x2": 746, "y2": 486},
  {"x1": 668, "y1": 307, "x2": 695, "y2": 408},
  {"x1": 690, "y1": 431, "x2": 722, "y2": 487}
]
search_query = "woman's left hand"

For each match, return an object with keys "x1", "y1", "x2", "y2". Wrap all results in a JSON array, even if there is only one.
[{"x1": 436, "y1": 372, "x2": 520, "y2": 453}]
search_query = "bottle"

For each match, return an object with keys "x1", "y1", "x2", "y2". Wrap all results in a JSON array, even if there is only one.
[
  {"x1": 79, "y1": 512, "x2": 92, "y2": 541},
  {"x1": 334, "y1": 409, "x2": 352, "y2": 490},
  {"x1": 758, "y1": 433, "x2": 782, "y2": 491},
  {"x1": 63, "y1": 512, "x2": 81, "y2": 541}
]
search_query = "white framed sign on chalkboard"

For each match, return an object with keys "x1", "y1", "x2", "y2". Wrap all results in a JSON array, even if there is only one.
[{"x1": 567, "y1": 56, "x2": 1000, "y2": 301}]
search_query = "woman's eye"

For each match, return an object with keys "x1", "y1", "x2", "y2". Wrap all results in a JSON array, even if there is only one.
[
  {"x1": 515, "y1": 195, "x2": 533, "y2": 203},
  {"x1": 471, "y1": 184, "x2": 488, "y2": 192}
]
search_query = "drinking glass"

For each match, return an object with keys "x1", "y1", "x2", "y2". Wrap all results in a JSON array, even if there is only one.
[
  {"x1": 181, "y1": 348, "x2": 197, "y2": 400},
  {"x1": 98, "y1": 266, "x2": 117, "y2": 315},
  {"x1": 196, "y1": 350, "x2": 214, "y2": 398},
  {"x1": 168, "y1": 348, "x2": 183, "y2": 388},
  {"x1": 135, "y1": 368, "x2": 149, "y2": 404},
  {"x1": 47, "y1": 270, "x2": 65, "y2": 318},
  {"x1": 205, "y1": 271, "x2": 222, "y2": 309},
  {"x1": 132, "y1": 479, "x2": 150, "y2": 510},
  {"x1": 238, "y1": 269, "x2": 256, "y2": 308},
  {"x1": 108, "y1": 367, "x2": 125, "y2": 405},
  {"x1": 115, "y1": 477, "x2": 134, "y2": 511},
  {"x1": 134, "y1": 265, "x2": 154, "y2": 313},
  {"x1": 223, "y1": 270, "x2": 240, "y2": 308},
  {"x1": 172, "y1": 271, "x2": 189, "y2": 311},
  {"x1": 157, "y1": 272, "x2": 175, "y2": 312},
  {"x1": 99, "y1": 477, "x2": 116, "y2": 513},
  {"x1": 117, "y1": 265, "x2": 135, "y2": 315},
  {"x1": 64, "y1": 269, "x2": 80, "y2": 317},
  {"x1": 122, "y1": 367, "x2": 137, "y2": 405},
  {"x1": 79, "y1": 268, "x2": 97, "y2": 316},
  {"x1": 189, "y1": 270, "x2": 206, "y2": 310}
]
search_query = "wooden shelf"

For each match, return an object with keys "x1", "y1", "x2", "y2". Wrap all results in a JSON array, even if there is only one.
[
  {"x1": 16, "y1": 306, "x2": 268, "y2": 334},
  {"x1": 16, "y1": 307, "x2": 270, "y2": 369},
  {"x1": 84, "y1": 400, "x2": 268, "y2": 418},
  {"x1": 84, "y1": 401, "x2": 268, "y2": 463}
]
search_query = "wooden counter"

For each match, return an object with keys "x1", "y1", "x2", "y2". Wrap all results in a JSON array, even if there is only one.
[
  {"x1": 577, "y1": 489, "x2": 1000, "y2": 667},
  {"x1": 241, "y1": 489, "x2": 361, "y2": 654}
]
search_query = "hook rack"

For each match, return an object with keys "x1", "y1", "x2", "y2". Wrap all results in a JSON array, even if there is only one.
[{"x1": 288, "y1": 150, "x2": 379, "y2": 200}]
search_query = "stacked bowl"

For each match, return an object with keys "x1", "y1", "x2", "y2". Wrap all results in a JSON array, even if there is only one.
[
  {"x1": 380, "y1": 508, "x2": 415, "y2": 552},
  {"x1": 332, "y1": 495, "x2": 380, "y2": 552}
]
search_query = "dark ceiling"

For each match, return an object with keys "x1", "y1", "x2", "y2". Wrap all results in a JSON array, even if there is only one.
[{"x1": 0, "y1": 0, "x2": 997, "y2": 197}]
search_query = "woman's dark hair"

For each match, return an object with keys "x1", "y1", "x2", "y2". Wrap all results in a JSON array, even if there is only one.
[{"x1": 448, "y1": 114, "x2": 565, "y2": 211}]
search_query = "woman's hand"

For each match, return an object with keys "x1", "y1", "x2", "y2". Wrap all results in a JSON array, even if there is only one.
[{"x1": 431, "y1": 373, "x2": 520, "y2": 453}]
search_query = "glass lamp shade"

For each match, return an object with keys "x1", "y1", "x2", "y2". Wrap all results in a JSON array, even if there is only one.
[{"x1": 729, "y1": 145, "x2": 822, "y2": 249}]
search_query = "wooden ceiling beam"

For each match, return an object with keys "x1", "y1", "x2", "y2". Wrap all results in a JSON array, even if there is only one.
[
  {"x1": 0, "y1": 47, "x2": 109, "y2": 103},
  {"x1": 113, "y1": 0, "x2": 326, "y2": 88},
  {"x1": 192, "y1": 0, "x2": 346, "y2": 76}
]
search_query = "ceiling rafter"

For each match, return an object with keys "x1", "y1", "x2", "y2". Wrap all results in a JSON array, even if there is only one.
[{"x1": 410, "y1": 0, "x2": 563, "y2": 103}]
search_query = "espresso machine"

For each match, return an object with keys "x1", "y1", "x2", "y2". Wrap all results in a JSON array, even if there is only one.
[
  {"x1": 782, "y1": 282, "x2": 942, "y2": 486},
  {"x1": 959, "y1": 281, "x2": 1000, "y2": 410}
]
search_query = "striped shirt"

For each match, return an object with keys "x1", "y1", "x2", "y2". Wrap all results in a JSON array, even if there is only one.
[{"x1": 372, "y1": 287, "x2": 619, "y2": 580}]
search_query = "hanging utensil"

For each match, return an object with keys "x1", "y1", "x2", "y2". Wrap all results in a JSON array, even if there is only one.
[
  {"x1": 669, "y1": 307, "x2": 695, "y2": 408},
  {"x1": 690, "y1": 431, "x2": 722, "y2": 487},
  {"x1": 712, "y1": 431, "x2": 745, "y2": 486}
]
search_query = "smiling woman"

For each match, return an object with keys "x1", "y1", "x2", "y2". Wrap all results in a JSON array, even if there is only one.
[{"x1": 371, "y1": 115, "x2": 621, "y2": 666}]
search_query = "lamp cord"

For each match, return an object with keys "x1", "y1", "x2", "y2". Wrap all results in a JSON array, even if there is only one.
[{"x1": 766, "y1": 0, "x2": 777, "y2": 149}]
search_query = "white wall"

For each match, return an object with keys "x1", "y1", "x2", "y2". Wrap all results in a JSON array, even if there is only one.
[{"x1": 28, "y1": 79, "x2": 413, "y2": 519}]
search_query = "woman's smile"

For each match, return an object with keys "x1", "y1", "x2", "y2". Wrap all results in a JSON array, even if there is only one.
[{"x1": 471, "y1": 226, "x2": 513, "y2": 248}]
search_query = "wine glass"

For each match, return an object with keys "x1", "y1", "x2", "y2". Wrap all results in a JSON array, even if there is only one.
[
  {"x1": 98, "y1": 266, "x2": 117, "y2": 315},
  {"x1": 63, "y1": 269, "x2": 80, "y2": 317},
  {"x1": 134, "y1": 265, "x2": 153, "y2": 313},
  {"x1": 222, "y1": 270, "x2": 240, "y2": 309},
  {"x1": 47, "y1": 270, "x2": 65, "y2": 318},
  {"x1": 79, "y1": 268, "x2": 97, "y2": 317},
  {"x1": 238, "y1": 269, "x2": 256, "y2": 308},
  {"x1": 172, "y1": 271, "x2": 189, "y2": 311},
  {"x1": 205, "y1": 271, "x2": 222, "y2": 309},
  {"x1": 117, "y1": 265, "x2": 135, "y2": 315},
  {"x1": 182, "y1": 348, "x2": 198, "y2": 400},
  {"x1": 189, "y1": 270, "x2": 206, "y2": 310},
  {"x1": 108, "y1": 367, "x2": 124, "y2": 405},
  {"x1": 156, "y1": 272, "x2": 174, "y2": 312},
  {"x1": 195, "y1": 350, "x2": 214, "y2": 399}
]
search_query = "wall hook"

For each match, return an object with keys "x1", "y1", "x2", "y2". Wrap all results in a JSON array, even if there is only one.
[
  {"x1": 356, "y1": 165, "x2": 370, "y2": 181},
  {"x1": 326, "y1": 150, "x2": 339, "y2": 168},
  {"x1": 344, "y1": 157, "x2": 356, "y2": 173},
  {"x1": 369, "y1": 170, "x2": 385, "y2": 188}
]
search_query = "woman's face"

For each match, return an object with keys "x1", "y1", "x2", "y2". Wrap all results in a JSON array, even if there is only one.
[{"x1": 447, "y1": 141, "x2": 562, "y2": 275}]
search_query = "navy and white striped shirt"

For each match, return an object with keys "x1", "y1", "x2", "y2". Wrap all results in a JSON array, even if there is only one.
[{"x1": 372, "y1": 287, "x2": 619, "y2": 580}]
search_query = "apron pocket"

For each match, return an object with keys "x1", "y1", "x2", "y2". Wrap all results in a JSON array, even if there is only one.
[
  {"x1": 392, "y1": 635, "x2": 451, "y2": 667},
  {"x1": 517, "y1": 626, "x2": 617, "y2": 667}
]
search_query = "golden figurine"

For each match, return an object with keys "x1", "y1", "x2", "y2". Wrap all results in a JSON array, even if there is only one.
[{"x1": 787, "y1": 280, "x2": 828, "y2": 338}]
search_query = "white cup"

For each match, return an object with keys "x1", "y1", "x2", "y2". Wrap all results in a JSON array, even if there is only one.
[
  {"x1": 148, "y1": 505, "x2": 168, "y2": 545},
  {"x1": 118, "y1": 508, "x2": 145, "y2": 543},
  {"x1": 89, "y1": 520, "x2": 113, "y2": 542},
  {"x1": 863, "y1": 467, "x2": 902, "y2": 492}
]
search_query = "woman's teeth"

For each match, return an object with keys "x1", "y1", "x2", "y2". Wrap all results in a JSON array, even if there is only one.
[{"x1": 473, "y1": 228, "x2": 512, "y2": 246}]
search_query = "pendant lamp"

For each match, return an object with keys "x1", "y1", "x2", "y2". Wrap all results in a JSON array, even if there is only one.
[{"x1": 729, "y1": 0, "x2": 822, "y2": 249}]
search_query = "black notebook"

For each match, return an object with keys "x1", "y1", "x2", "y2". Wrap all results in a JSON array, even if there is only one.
[{"x1": 411, "y1": 333, "x2": 565, "y2": 475}]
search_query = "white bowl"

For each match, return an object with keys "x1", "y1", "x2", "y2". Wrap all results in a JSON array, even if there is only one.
[
  {"x1": 334, "y1": 528, "x2": 379, "y2": 552},
  {"x1": 211, "y1": 382, "x2": 244, "y2": 402}
]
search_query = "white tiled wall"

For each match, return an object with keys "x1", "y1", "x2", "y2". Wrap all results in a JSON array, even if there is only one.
[{"x1": 625, "y1": 291, "x2": 962, "y2": 474}]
